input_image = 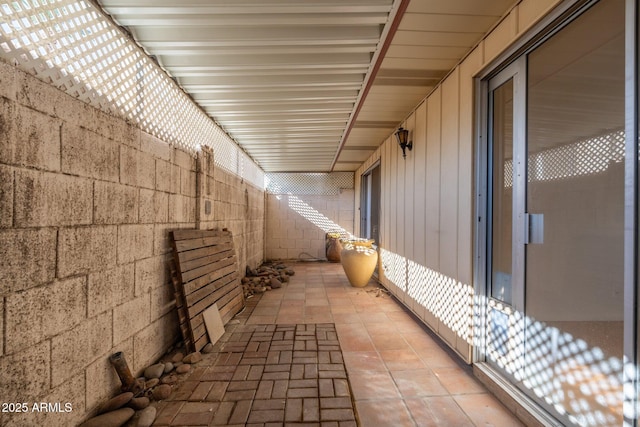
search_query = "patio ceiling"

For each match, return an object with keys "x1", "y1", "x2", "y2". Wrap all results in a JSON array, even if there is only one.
[{"x1": 97, "y1": 0, "x2": 516, "y2": 172}]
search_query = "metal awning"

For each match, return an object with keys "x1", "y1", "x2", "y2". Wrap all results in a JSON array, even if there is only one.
[{"x1": 98, "y1": 0, "x2": 516, "y2": 172}]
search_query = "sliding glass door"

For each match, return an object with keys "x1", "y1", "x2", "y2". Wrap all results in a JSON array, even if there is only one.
[{"x1": 484, "y1": 0, "x2": 625, "y2": 424}]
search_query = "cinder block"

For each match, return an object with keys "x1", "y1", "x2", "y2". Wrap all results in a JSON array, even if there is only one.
[
  {"x1": 0, "y1": 164, "x2": 13, "y2": 227},
  {"x1": 170, "y1": 164, "x2": 181, "y2": 194},
  {"x1": 278, "y1": 239, "x2": 296, "y2": 249},
  {"x1": 0, "y1": 340, "x2": 50, "y2": 402},
  {"x1": 155, "y1": 159, "x2": 171, "y2": 192},
  {"x1": 54, "y1": 93, "x2": 93, "y2": 133},
  {"x1": 303, "y1": 228, "x2": 321, "y2": 240},
  {"x1": 0, "y1": 228, "x2": 56, "y2": 293},
  {"x1": 94, "y1": 181, "x2": 139, "y2": 224},
  {"x1": 295, "y1": 239, "x2": 311, "y2": 249},
  {"x1": 139, "y1": 189, "x2": 168, "y2": 223},
  {"x1": 0, "y1": 59, "x2": 16, "y2": 100},
  {"x1": 150, "y1": 283, "x2": 175, "y2": 321},
  {"x1": 51, "y1": 311, "x2": 112, "y2": 387},
  {"x1": 153, "y1": 224, "x2": 172, "y2": 256},
  {"x1": 339, "y1": 189, "x2": 355, "y2": 204},
  {"x1": 15, "y1": 70, "x2": 59, "y2": 117},
  {"x1": 141, "y1": 132, "x2": 171, "y2": 161},
  {"x1": 85, "y1": 338, "x2": 133, "y2": 412},
  {"x1": 2, "y1": 103, "x2": 62, "y2": 171},
  {"x1": 14, "y1": 169, "x2": 93, "y2": 227},
  {"x1": 58, "y1": 226, "x2": 117, "y2": 277},
  {"x1": 89, "y1": 109, "x2": 138, "y2": 148},
  {"x1": 61, "y1": 125, "x2": 119, "y2": 182},
  {"x1": 168, "y1": 194, "x2": 196, "y2": 223},
  {"x1": 134, "y1": 255, "x2": 168, "y2": 296},
  {"x1": 339, "y1": 210, "x2": 354, "y2": 223},
  {"x1": 174, "y1": 148, "x2": 196, "y2": 171},
  {"x1": 288, "y1": 227, "x2": 304, "y2": 240},
  {"x1": 120, "y1": 145, "x2": 155, "y2": 189},
  {"x1": 37, "y1": 373, "x2": 85, "y2": 427},
  {"x1": 88, "y1": 264, "x2": 135, "y2": 317},
  {"x1": 181, "y1": 169, "x2": 196, "y2": 197},
  {"x1": 113, "y1": 295, "x2": 151, "y2": 343},
  {"x1": 287, "y1": 248, "x2": 301, "y2": 259},
  {"x1": 117, "y1": 224, "x2": 154, "y2": 264},
  {"x1": 6, "y1": 277, "x2": 87, "y2": 353},
  {"x1": 133, "y1": 313, "x2": 179, "y2": 374},
  {"x1": 281, "y1": 219, "x2": 295, "y2": 230}
]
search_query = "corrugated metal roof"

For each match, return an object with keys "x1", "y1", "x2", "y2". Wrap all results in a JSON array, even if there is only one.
[{"x1": 98, "y1": 0, "x2": 516, "y2": 172}]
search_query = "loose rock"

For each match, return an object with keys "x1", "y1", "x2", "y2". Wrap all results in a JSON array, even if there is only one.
[
  {"x1": 144, "y1": 363, "x2": 165, "y2": 380},
  {"x1": 79, "y1": 408, "x2": 135, "y2": 427},
  {"x1": 152, "y1": 384, "x2": 172, "y2": 401},
  {"x1": 161, "y1": 374, "x2": 178, "y2": 385},
  {"x1": 202, "y1": 343, "x2": 214, "y2": 354},
  {"x1": 127, "y1": 396, "x2": 149, "y2": 410},
  {"x1": 137, "y1": 406, "x2": 157, "y2": 427},
  {"x1": 98, "y1": 392, "x2": 133, "y2": 414},
  {"x1": 164, "y1": 362, "x2": 174, "y2": 374},
  {"x1": 171, "y1": 352, "x2": 184, "y2": 363},
  {"x1": 176, "y1": 364, "x2": 191, "y2": 374},
  {"x1": 145, "y1": 378, "x2": 159, "y2": 389},
  {"x1": 182, "y1": 352, "x2": 202, "y2": 364},
  {"x1": 270, "y1": 277, "x2": 282, "y2": 289}
]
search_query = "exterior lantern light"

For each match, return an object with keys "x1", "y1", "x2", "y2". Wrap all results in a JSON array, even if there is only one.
[{"x1": 395, "y1": 127, "x2": 412, "y2": 158}]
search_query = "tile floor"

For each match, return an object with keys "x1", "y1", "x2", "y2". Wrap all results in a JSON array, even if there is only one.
[{"x1": 155, "y1": 262, "x2": 524, "y2": 426}]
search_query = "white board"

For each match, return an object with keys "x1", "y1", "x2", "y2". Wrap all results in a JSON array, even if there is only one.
[{"x1": 202, "y1": 303, "x2": 225, "y2": 345}]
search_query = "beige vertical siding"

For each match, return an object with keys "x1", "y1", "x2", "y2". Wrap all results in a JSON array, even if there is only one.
[
  {"x1": 354, "y1": 0, "x2": 564, "y2": 362},
  {"x1": 425, "y1": 87, "x2": 442, "y2": 272}
]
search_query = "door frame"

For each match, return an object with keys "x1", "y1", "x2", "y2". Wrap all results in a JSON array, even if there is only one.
[
  {"x1": 473, "y1": 0, "x2": 637, "y2": 425},
  {"x1": 360, "y1": 160, "x2": 381, "y2": 242}
]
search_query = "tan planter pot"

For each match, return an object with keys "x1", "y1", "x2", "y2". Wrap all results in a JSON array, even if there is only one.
[
  {"x1": 325, "y1": 235, "x2": 343, "y2": 263},
  {"x1": 340, "y1": 241, "x2": 378, "y2": 287}
]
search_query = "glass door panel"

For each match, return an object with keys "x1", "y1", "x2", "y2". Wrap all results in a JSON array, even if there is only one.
[
  {"x1": 522, "y1": 0, "x2": 625, "y2": 425},
  {"x1": 486, "y1": 63, "x2": 526, "y2": 378},
  {"x1": 491, "y1": 79, "x2": 514, "y2": 305}
]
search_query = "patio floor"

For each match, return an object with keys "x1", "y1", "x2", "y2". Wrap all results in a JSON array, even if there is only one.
[{"x1": 153, "y1": 262, "x2": 523, "y2": 426}]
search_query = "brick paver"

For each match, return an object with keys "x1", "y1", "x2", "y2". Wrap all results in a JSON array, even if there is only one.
[{"x1": 153, "y1": 322, "x2": 357, "y2": 426}]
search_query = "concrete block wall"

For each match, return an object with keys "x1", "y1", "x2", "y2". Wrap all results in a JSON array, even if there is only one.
[
  {"x1": 196, "y1": 148, "x2": 265, "y2": 271},
  {"x1": 0, "y1": 60, "x2": 265, "y2": 426},
  {"x1": 265, "y1": 189, "x2": 354, "y2": 260}
]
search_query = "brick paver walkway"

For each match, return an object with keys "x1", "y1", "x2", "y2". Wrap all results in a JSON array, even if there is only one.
[{"x1": 154, "y1": 322, "x2": 357, "y2": 426}]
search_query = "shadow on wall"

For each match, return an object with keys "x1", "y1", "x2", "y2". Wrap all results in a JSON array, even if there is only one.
[{"x1": 266, "y1": 192, "x2": 355, "y2": 260}]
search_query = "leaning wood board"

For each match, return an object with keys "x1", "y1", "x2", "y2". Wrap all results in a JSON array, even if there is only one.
[{"x1": 170, "y1": 229, "x2": 244, "y2": 352}]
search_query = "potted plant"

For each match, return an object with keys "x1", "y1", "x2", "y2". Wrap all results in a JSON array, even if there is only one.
[{"x1": 340, "y1": 238, "x2": 378, "y2": 287}]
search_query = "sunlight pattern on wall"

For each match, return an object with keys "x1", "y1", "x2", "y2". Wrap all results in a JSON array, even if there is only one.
[
  {"x1": 380, "y1": 249, "x2": 473, "y2": 345},
  {"x1": 286, "y1": 195, "x2": 352, "y2": 238},
  {"x1": 0, "y1": 0, "x2": 264, "y2": 187},
  {"x1": 504, "y1": 129, "x2": 624, "y2": 188}
]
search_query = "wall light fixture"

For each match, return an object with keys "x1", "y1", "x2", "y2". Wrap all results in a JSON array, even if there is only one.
[{"x1": 395, "y1": 127, "x2": 413, "y2": 158}]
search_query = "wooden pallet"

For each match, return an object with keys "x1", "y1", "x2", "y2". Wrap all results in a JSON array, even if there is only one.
[{"x1": 170, "y1": 229, "x2": 244, "y2": 352}]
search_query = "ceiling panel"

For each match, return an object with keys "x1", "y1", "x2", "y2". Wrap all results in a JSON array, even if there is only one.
[{"x1": 98, "y1": 0, "x2": 517, "y2": 172}]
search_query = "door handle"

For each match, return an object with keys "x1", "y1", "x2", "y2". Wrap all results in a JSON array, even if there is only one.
[{"x1": 525, "y1": 213, "x2": 544, "y2": 244}]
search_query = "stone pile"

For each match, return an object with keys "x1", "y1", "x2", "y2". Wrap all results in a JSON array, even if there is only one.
[
  {"x1": 242, "y1": 262, "x2": 295, "y2": 298},
  {"x1": 80, "y1": 346, "x2": 212, "y2": 427}
]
